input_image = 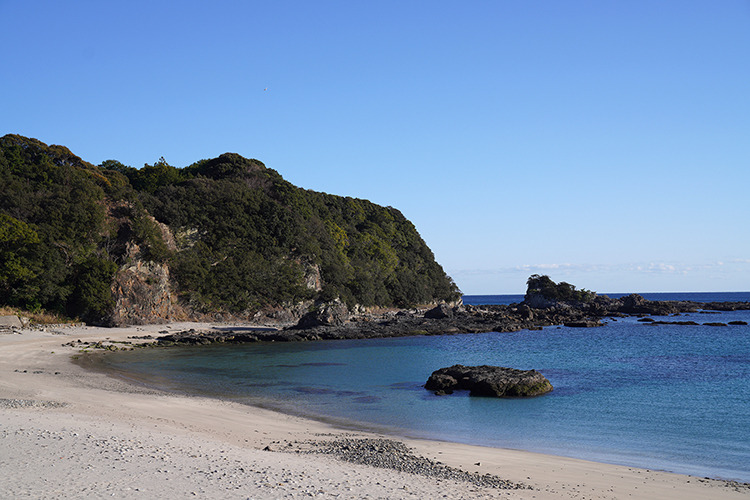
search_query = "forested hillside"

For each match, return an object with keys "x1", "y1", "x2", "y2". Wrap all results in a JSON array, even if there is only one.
[{"x1": 0, "y1": 134, "x2": 459, "y2": 323}]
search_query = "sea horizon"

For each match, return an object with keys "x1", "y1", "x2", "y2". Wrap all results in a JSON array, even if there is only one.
[{"x1": 462, "y1": 291, "x2": 750, "y2": 306}]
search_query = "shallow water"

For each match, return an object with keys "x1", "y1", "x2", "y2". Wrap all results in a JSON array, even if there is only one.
[{"x1": 98, "y1": 299, "x2": 750, "y2": 482}]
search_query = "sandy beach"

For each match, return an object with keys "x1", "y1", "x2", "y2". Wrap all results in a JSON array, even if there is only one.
[{"x1": 1, "y1": 323, "x2": 748, "y2": 499}]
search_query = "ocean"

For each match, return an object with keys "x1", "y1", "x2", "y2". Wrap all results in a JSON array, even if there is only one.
[
  {"x1": 461, "y1": 291, "x2": 750, "y2": 306},
  {"x1": 96, "y1": 292, "x2": 750, "y2": 482}
]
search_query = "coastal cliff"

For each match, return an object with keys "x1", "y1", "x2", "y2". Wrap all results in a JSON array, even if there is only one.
[{"x1": 0, "y1": 134, "x2": 460, "y2": 325}]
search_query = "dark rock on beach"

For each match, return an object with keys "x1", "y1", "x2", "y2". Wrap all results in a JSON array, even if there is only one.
[
  {"x1": 301, "y1": 437, "x2": 529, "y2": 490},
  {"x1": 425, "y1": 364, "x2": 553, "y2": 397}
]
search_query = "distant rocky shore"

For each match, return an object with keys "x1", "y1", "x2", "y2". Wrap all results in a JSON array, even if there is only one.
[{"x1": 148, "y1": 293, "x2": 750, "y2": 347}]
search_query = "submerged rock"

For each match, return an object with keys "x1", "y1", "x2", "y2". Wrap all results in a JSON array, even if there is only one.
[
  {"x1": 563, "y1": 320, "x2": 603, "y2": 328},
  {"x1": 424, "y1": 364, "x2": 553, "y2": 397}
]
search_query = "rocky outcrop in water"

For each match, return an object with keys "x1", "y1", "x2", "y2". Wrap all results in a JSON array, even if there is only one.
[
  {"x1": 563, "y1": 320, "x2": 603, "y2": 328},
  {"x1": 150, "y1": 293, "x2": 750, "y2": 347},
  {"x1": 424, "y1": 365, "x2": 553, "y2": 397}
]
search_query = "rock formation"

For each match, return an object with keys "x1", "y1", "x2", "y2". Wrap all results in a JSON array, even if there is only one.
[
  {"x1": 424, "y1": 303, "x2": 454, "y2": 319},
  {"x1": 107, "y1": 219, "x2": 187, "y2": 326},
  {"x1": 424, "y1": 365, "x2": 553, "y2": 397},
  {"x1": 296, "y1": 300, "x2": 349, "y2": 328},
  {"x1": 563, "y1": 320, "x2": 603, "y2": 328}
]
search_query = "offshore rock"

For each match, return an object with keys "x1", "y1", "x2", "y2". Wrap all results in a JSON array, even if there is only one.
[
  {"x1": 648, "y1": 320, "x2": 699, "y2": 326},
  {"x1": 425, "y1": 364, "x2": 553, "y2": 397},
  {"x1": 523, "y1": 293, "x2": 558, "y2": 309},
  {"x1": 616, "y1": 294, "x2": 697, "y2": 316},
  {"x1": 564, "y1": 320, "x2": 603, "y2": 328}
]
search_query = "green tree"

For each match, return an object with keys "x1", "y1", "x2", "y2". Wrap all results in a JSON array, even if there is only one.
[
  {"x1": 130, "y1": 157, "x2": 183, "y2": 193},
  {"x1": 525, "y1": 274, "x2": 595, "y2": 303},
  {"x1": 0, "y1": 213, "x2": 41, "y2": 306},
  {"x1": 67, "y1": 257, "x2": 118, "y2": 321},
  {"x1": 1, "y1": 134, "x2": 462, "y2": 319}
]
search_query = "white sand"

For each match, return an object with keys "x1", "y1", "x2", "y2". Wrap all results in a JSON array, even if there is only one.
[{"x1": 1, "y1": 323, "x2": 748, "y2": 499}]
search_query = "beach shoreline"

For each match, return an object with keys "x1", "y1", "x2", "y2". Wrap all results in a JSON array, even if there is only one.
[{"x1": 1, "y1": 322, "x2": 748, "y2": 499}]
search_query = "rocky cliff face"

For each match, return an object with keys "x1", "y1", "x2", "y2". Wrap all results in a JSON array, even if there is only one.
[
  {"x1": 108, "y1": 231, "x2": 187, "y2": 326},
  {"x1": 107, "y1": 219, "x2": 316, "y2": 326}
]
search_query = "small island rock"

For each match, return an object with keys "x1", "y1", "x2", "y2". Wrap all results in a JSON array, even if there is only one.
[{"x1": 425, "y1": 364, "x2": 553, "y2": 397}]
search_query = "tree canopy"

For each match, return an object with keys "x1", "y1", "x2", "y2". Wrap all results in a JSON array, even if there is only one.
[
  {"x1": 525, "y1": 274, "x2": 596, "y2": 303},
  {"x1": 0, "y1": 134, "x2": 460, "y2": 322}
]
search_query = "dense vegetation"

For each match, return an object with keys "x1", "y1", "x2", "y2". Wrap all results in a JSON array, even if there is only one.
[
  {"x1": 0, "y1": 135, "x2": 141, "y2": 321},
  {"x1": 0, "y1": 135, "x2": 460, "y2": 322},
  {"x1": 525, "y1": 274, "x2": 596, "y2": 303}
]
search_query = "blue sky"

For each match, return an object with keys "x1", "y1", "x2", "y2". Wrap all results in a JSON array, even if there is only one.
[{"x1": 2, "y1": 1, "x2": 748, "y2": 294}]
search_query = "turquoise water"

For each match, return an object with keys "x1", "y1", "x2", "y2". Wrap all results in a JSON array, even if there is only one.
[{"x1": 98, "y1": 295, "x2": 750, "y2": 482}]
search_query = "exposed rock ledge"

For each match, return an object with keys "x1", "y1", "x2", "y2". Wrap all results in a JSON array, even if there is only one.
[
  {"x1": 424, "y1": 365, "x2": 553, "y2": 397},
  {"x1": 133, "y1": 294, "x2": 750, "y2": 348}
]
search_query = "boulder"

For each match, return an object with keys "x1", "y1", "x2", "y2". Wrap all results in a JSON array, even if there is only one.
[
  {"x1": 517, "y1": 304, "x2": 534, "y2": 320},
  {"x1": 620, "y1": 293, "x2": 647, "y2": 311},
  {"x1": 0, "y1": 315, "x2": 23, "y2": 330},
  {"x1": 424, "y1": 304, "x2": 454, "y2": 319},
  {"x1": 424, "y1": 364, "x2": 553, "y2": 397},
  {"x1": 296, "y1": 301, "x2": 349, "y2": 328}
]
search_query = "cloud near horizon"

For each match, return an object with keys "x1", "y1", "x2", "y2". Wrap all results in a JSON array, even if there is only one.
[{"x1": 449, "y1": 259, "x2": 747, "y2": 278}]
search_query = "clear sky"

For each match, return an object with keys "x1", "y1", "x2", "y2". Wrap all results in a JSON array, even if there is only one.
[{"x1": 2, "y1": 1, "x2": 748, "y2": 294}]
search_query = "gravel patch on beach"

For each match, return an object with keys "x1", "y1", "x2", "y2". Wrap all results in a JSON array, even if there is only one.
[
  {"x1": 0, "y1": 398, "x2": 67, "y2": 409},
  {"x1": 301, "y1": 437, "x2": 529, "y2": 490}
]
